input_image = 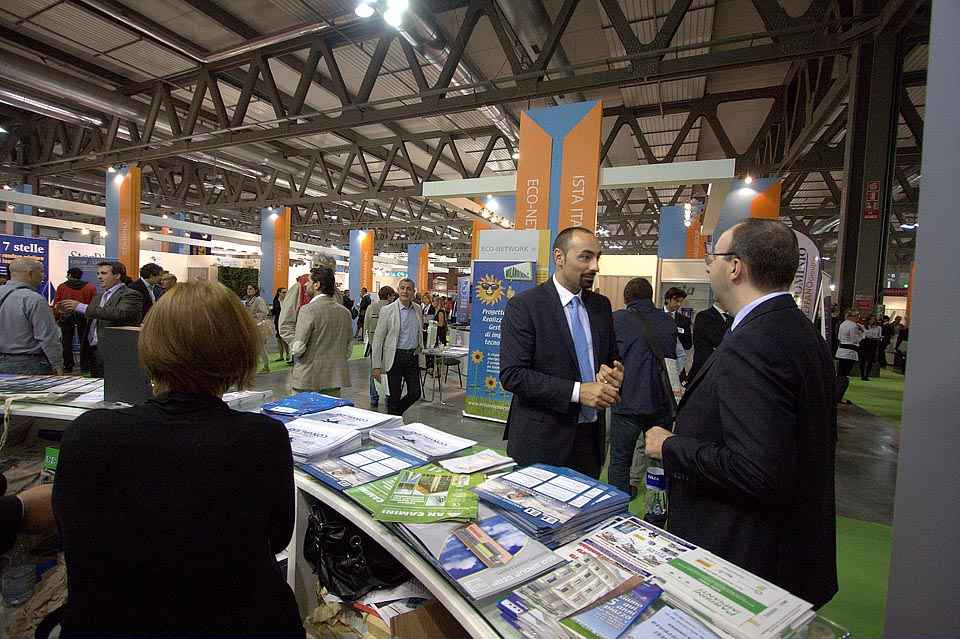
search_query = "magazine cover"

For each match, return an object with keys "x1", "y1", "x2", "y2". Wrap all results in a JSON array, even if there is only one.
[
  {"x1": 401, "y1": 505, "x2": 566, "y2": 601},
  {"x1": 346, "y1": 463, "x2": 483, "y2": 523},
  {"x1": 371, "y1": 422, "x2": 476, "y2": 460},
  {"x1": 262, "y1": 392, "x2": 353, "y2": 417},
  {"x1": 299, "y1": 444, "x2": 423, "y2": 491}
]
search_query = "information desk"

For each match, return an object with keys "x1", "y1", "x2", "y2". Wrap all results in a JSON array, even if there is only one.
[{"x1": 286, "y1": 471, "x2": 851, "y2": 639}]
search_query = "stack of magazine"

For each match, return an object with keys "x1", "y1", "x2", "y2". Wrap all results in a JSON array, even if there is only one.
[
  {"x1": 262, "y1": 392, "x2": 353, "y2": 418},
  {"x1": 395, "y1": 503, "x2": 565, "y2": 602},
  {"x1": 283, "y1": 418, "x2": 362, "y2": 463},
  {"x1": 558, "y1": 517, "x2": 815, "y2": 639},
  {"x1": 297, "y1": 405, "x2": 401, "y2": 434},
  {"x1": 299, "y1": 442, "x2": 424, "y2": 491},
  {"x1": 346, "y1": 463, "x2": 483, "y2": 523},
  {"x1": 473, "y1": 465, "x2": 630, "y2": 548},
  {"x1": 370, "y1": 422, "x2": 476, "y2": 461},
  {"x1": 497, "y1": 555, "x2": 643, "y2": 638}
]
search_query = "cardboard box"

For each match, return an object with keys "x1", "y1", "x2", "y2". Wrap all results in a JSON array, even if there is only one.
[{"x1": 390, "y1": 601, "x2": 469, "y2": 639}]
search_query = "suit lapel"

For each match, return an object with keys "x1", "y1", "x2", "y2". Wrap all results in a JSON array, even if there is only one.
[
  {"x1": 678, "y1": 345, "x2": 721, "y2": 409},
  {"x1": 547, "y1": 280, "x2": 580, "y2": 373}
]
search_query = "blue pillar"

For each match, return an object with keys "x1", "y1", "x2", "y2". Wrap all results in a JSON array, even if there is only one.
[
  {"x1": 13, "y1": 183, "x2": 31, "y2": 237},
  {"x1": 657, "y1": 205, "x2": 687, "y2": 259}
]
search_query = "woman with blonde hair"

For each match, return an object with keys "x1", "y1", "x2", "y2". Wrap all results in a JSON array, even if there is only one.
[{"x1": 53, "y1": 280, "x2": 303, "y2": 637}]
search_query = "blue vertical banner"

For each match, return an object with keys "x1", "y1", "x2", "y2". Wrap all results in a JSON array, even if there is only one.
[
  {"x1": 1, "y1": 234, "x2": 49, "y2": 296},
  {"x1": 455, "y1": 277, "x2": 471, "y2": 324},
  {"x1": 349, "y1": 229, "x2": 374, "y2": 296},
  {"x1": 657, "y1": 205, "x2": 688, "y2": 259},
  {"x1": 407, "y1": 244, "x2": 429, "y2": 292},
  {"x1": 463, "y1": 260, "x2": 536, "y2": 422},
  {"x1": 13, "y1": 184, "x2": 32, "y2": 237}
]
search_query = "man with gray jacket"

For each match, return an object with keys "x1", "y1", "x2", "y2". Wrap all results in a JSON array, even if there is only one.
[
  {"x1": 371, "y1": 278, "x2": 424, "y2": 416},
  {"x1": 0, "y1": 258, "x2": 63, "y2": 374},
  {"x1": 364, "y1": 286, "x2": 396, "y2": 408}
]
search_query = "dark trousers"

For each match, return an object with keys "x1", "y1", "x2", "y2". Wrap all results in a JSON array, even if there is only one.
[
  {"x1": 860, "y1": 339, "x2": 878, "y2": 380},
  {"x1": 386, "y1": 349, "x2": 421, "y2": 416},
  {"x1": 608, "y1": 412, "x2": 664, "y2": 494},
  {"x1": 879, "y1": 339, "x2": 891, "y2": 367},
  {"x1": 0, "y1": 353, "x2": 54, "y2": 375},
  {"x1": 90, "y1": 346, "x2": 103, "y2": 378},
  {"x1": 567, "y1": 421, "x2": 603, "y2": 479},
  {"x1": 61, "y1": 318, "x2": 93, "y2": 372}
]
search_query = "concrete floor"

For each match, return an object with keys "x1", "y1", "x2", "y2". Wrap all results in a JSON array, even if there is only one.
[{"x1": 255, "y1": 342, "x2": 900, "y2": 526}]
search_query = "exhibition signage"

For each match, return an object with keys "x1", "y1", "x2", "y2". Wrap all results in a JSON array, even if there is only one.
[
  {"x1": 68, "y1": 255, "x2": 109, "y2": 292},
  {"x1": 408, "y1": 244, "x2": 429, "y2": 290},
  {"x1": 463, "y1": 260, "x2": 536, "y2": 423},
  {"x1": 349, "y1": 229, "x2": 374, "y2": 295},
  {"x1": 713, "y1": 177, "x2": 782, "y2": 241},
  {"x1": 259, "y1": 206, "x2": 291, "y2": 301},
  {"x1": 105, "y1": 165, "x2": 141, "y2": 274},
  {"x1": 477, "y1": 229, "x2": 542, "y2": 262},
  {"x1": 456, "y1": 277, "x2": 470, "y2": 324},
  {"x1": 515, "y1": 101, "x2": 602, "y2": 281},
  {"x1": 1, "y1": 233, "x2": 49, "y2": 296},
  {"x1": 791, "y1": 231, "x2": 821, "y2": 322}
]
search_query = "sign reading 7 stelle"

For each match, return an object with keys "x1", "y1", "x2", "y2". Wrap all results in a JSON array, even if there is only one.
[{"x1": 0, "y1": 233, "x2": 50, "y2": 296}]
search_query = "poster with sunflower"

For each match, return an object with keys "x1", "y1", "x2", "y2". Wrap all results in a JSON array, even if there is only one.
[{"x1": 463, "y1": 260, "x2": 536, "y2": 422}]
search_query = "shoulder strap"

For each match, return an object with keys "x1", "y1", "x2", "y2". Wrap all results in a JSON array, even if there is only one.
[{"x1": 628, "y1": 307, "x2": 678, "y2": 423}]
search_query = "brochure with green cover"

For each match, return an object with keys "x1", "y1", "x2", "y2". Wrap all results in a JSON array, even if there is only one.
[{"x1": 346, "y1": 463, "x2": 483, "y2": 523}]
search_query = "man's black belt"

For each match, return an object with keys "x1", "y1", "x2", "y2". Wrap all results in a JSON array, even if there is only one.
[{"x1": 396, "y1": 348, "x2": 417, "y2": 354}]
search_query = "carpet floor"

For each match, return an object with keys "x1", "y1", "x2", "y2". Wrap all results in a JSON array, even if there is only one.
[{"x1": 845, "y1": 368, "x2": 904, "y2": 428}]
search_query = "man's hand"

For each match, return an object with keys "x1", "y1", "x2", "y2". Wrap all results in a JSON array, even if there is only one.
[
  {"x1": 598, "y1": 361, "x2": 625, "y2": 389},
  {"x1": 644, "y1": 426, "x2": 673, "y2": 460},
  {"x1": 580, "y1": 382, "x2": 620, "y2": 409},
  {"x1": 371, "y1": 368, "x2": 382, "y2": 380},
  {"x1": 59, "y1": 299, "x2": 79, "y2": 313}
]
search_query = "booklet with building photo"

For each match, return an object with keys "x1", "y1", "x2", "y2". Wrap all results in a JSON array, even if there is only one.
[
  {"x1": 346, "y1": 463, "x2": 483, "y2": 523},
  {"x1": 396, "y1": 504, "x2": 566, "y2": 602},
  {"x1": 299, "y1": 443, "x2": 424, "y2": 491}
]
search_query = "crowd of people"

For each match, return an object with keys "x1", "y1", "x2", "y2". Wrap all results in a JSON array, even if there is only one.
[{"x1": 0, "y1": 217, "x2": 903, "y2": 634}]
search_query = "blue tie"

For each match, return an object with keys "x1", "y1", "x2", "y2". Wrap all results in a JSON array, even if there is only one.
[{"x1": 569, "y1": 296, "x2": 597, "y2": 422}]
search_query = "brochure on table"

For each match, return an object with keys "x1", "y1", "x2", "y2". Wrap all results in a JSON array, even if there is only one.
[
  {"x1": 346, "y1": 464, "x2": 483, "y2": 523},
  {"x1": 299, "y1": 443, "x2": 423, "y2": 491},
  {"x1": 370, "y1": 422, "x2": 476, "y2": 461}
]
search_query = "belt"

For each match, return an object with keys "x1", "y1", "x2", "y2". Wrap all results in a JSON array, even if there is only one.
[{"x1": 396, "y1": 347, "x2": 417, "y2": 354}]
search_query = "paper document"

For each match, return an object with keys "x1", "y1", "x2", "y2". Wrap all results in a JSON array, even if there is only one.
[
  {"x1": 438, "y1": 449, "x2": 514, "y2": 474},
  {"x1": 625, "y1": 607, "x2": 721, "y2": 639}
]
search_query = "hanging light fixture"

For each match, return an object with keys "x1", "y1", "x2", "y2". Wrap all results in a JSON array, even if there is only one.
[{"x1": 354, "y1": 1, "x2": 374, "y2": 18}]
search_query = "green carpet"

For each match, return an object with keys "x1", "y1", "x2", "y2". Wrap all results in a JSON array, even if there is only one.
[
  {"x1": 258, "y1": 343, "x2": 367, "y2": 374},
  {"x1": 846, "y1": 368, "x2": 905, "y2": 428},
  {"x1": 820, "y1": 517, "x2": 892, "y2": 639}
]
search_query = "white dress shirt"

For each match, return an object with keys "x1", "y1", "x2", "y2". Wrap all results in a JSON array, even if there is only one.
[
  {"x1": 553, "y1": 275, "x2": 595, "y2": 407},
  {"x1": 836, "y1": 319, "x2": 864, "y2": 361},
  {"x1": 729, "y1": 291, "x2": 792, "y2": 333},
  {"x1": 140, "y1": 277, "x2": 156, "y2": 303}
]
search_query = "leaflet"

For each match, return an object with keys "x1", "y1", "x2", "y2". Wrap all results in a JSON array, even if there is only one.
[
  {"x1": 299, "y1": 443, "x2": 423, "y2": 491},
  {"x1": 399, "y1": 504, "x2": 565, "y2": 601},
  {"x1": 346, "y1": 463, "x2": 483, "y2": 523},
  {"x1": 370, "y1": 422, "x2": 476, "y2": 460},
  {"x1": 560, "y1": 582, "x2": 663, "y2": 639},
  {"x1": 558, "y1": 516, "x2": 698, "y2": 576},
  {"x1": 298, "y1": 405, "x2": 402, "y2": 432},
  {"x1": 624, "y1": 607, "x2": 721, "y2": 639},
  {"x1": 438, "y1": 449, "x2": 514, "y2": 474},
  {"x1": 284, "y1": 418, "x2": 361, "y2": 462}
]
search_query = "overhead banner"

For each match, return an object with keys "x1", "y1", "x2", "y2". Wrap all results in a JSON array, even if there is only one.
[
  {"x1": 463, "y1": 260, "x2": 536, "y2": 423},
  {"x1": 516, "y1": 101, "x2": 602, "y2": 281},
  {"x1": 477, "y1": 229, "x2": 543, "y2": 262},
  {"x1": 349, "y1": 229, "x2": 374, "y2": 295},
  {"x1": 791, "y1": 230, "x2": 821, "y2": 321},
  {"x1": 408, "y1": 244, "x2": 429, "y2": 291},
  {"x1": 105, "y1": 165, "x2": 141, "y2": 274},
  {"x1": 1, "y1": 233, "x2": 50, "y2": 298}
]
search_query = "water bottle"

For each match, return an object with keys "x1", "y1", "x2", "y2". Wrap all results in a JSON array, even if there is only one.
[
  {"x1": 643, "y1": 463, "x2": 668, "y2": 528},
  {"x1": 2, "y1": 539, "x2": 37, "y2": 607}
]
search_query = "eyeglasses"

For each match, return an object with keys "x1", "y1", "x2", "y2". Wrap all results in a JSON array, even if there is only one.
[{"x1": 704, "y1": 252, "x2": 737, "y2": 266}]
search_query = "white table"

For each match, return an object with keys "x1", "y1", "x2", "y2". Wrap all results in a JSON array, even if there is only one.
[
  {"x1": 421, "y1": 346, "x2": 469, "y2": 405},
  {"x1": 287, "y1": 471, "x2": 516, "y2": 638}
]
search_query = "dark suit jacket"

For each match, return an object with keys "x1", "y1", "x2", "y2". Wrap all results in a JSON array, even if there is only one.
[
  {"x1": 53, "y1": 393, "x2": 304, "y2": 637},
  {"x1": 500, "y1": 279, "x2": 618, "y2": 469},
  {"x1": 662, "y1": 294, "x2": 838, "y2": 607},
  {"x1": 85, "y1": 285, "x2": 144, "y2": 343},
  {"x1": 688, "y1": 306, "x2": 731, "y2": 380},
  {"x1": 127, "y1": 278, "x2": 155, "y2": 316}
]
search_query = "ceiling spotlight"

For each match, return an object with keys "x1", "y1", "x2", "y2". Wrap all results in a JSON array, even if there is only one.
[
  {"x1": 387, "y1": 0, "x2": 409, "y2": 9},
  {"x1": 499, "y1": 218, "x2": 510, "y2": 228},
  {"x1": 744, "y1": 175, "x2": 753, "y2": 185},
  {"x1": 511, "y1": 150, "x2": 519, "y2": 161},
  {"x1": 162, "y1": 214, "x2": 168, "y2": 219},
  {"x1": 101, "y1": 230, "x2": 108, "y2": 237},
  {"x1": 383, "y1": 8, "x2": 404, "y2": 27},
  {"x1": 0, "y1": 125, "x2": 7, "y2": 134},
  {"x1": 80, "y1": 228, "x2": 90, "y2": 235},
  {"x1": 486, "y1": 196, "x2": 499, "y2": 212},
  {"x1": 481, "y1": 208, "x2": 491, "y2": 219},
  {"x1": 354, "y1": 1, "x2": 374, "y2": 18},
  {"x1": 38, "y1": 208, "x2": 46, "y2": 213},
  {"x1": 107, "y1": 166, "x2": 116, "y2": 173},
  {"x1": 829, "y1": 284, "x2": 836, "y2": 292}
]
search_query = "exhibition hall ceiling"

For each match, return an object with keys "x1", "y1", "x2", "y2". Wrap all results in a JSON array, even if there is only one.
[{"x1": 0, "y1": 0, "x2": 928, "y2": 263}]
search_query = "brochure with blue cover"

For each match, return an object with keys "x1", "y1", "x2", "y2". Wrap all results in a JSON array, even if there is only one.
[
  {"x1": 560, "y1": 583, "x2": 663, "y2": 639},
  {"x1": 299, "y1": 443, "x2": 423, "y2": 491},
  {"x1": 262, "y1": 392, "x2": 353, "y2": 417},
  {"x1": 474, "y1": 465, "x2": 630, "y2": 547}
]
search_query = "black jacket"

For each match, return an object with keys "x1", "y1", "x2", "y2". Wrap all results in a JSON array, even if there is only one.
[
  {"x1": 688, "y1": 306, "x2": 732, "y2": 380},
  {"x1": 662, "y1": 294, "x2": 838, "y2": 607},
  {"x1": 669, "y1": 309, "x2": 693, "y2": 350},
  {"x1": 53, "y1": 393, "x2": 304, "y2": 637},
  {"x1": 126, "y1": 278, "x2": 155, "y2": 316},
  {"x1": 500, "y1": 279, "x2": 618, "y2": 470},
  {"x1": 612, "y1": 299, "x2": 676, "y2": 417}
]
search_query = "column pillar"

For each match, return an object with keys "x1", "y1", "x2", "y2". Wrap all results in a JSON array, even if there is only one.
[
  {"x1": 12, "y1": 183, "x2": 31, "y2": 237},
  {"x1": 835, "y1": 27, "x2": 902, "y2": 314},
  {"x1": 349, "y1": 229, "x2": 374, "y2": 297},
  {"x1": 885, "y1": 2, "x2": 960, "y2": 634},
  {"x1": 407, "y1": 244, "x2": 429, "y2": 292},
  {"x1": 105, "y1": 165, "x2": 141, "y2": 273},
  {"x1": 259, "y1": 206, "x2": 290, "y2": 300}
]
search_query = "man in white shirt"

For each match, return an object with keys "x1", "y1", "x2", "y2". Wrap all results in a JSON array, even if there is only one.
[{"x1": 835, "y1": 310, "x2": 864, "y2": 402}]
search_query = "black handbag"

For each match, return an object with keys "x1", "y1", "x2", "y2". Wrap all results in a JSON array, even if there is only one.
[{"x1": 302, "y1": 495, "x2": 410, "y2": 601}]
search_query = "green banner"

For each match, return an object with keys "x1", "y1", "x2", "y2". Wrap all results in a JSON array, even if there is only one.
[{"x1": 668, "y1": 559, "x2": 766, "y2": 615}]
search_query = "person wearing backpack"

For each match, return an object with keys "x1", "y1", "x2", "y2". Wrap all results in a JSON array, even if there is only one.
[{"x1": 608, "y1": 277, "x2": 679, "y2": 495}]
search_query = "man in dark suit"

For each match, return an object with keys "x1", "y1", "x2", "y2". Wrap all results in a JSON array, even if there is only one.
[
  {"x1": 645, "y1": 218, "x2": 838, "y2": 608},
  {"x1": 500, "y1": 227, "x2": 623, "y2": 478},
  {"x1": 58, "y1": 261, "x2": 144, "y2": 377},
  {"x1": 687, "y1": 303, "x2": 732, "y2": 380},
  {"x1": 128, "y1": 263, "x2": 163, "y2": 316}
]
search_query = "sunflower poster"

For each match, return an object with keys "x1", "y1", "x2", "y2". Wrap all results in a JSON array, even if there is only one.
[{"x1": 463, "y1": 260, "x2": 536, "y2": 422}]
